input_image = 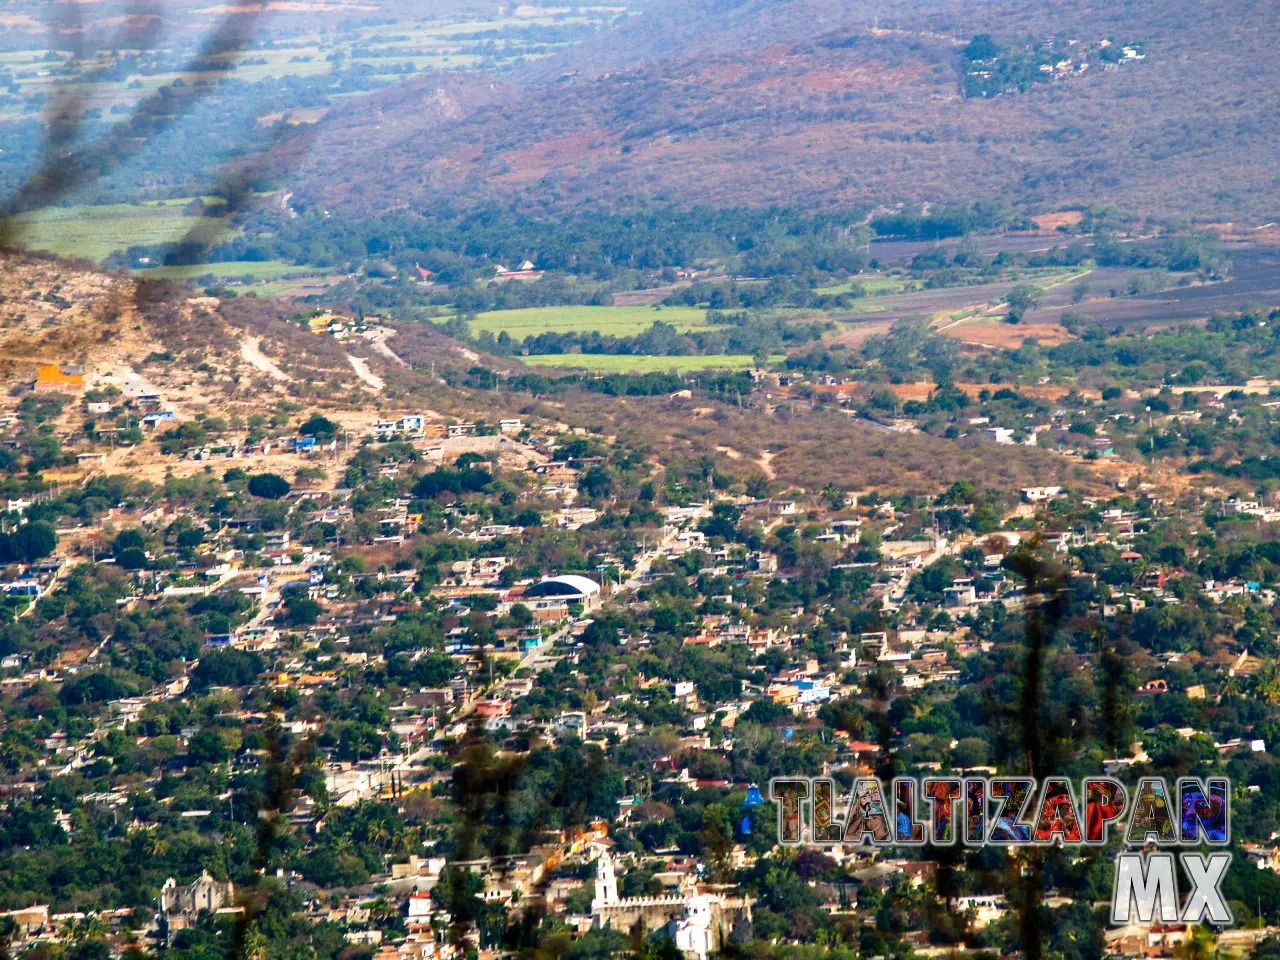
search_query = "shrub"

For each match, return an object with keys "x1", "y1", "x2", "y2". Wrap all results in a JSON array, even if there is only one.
[{"x1": 248, "y1": 473, "x2": 291, "y2": 499}]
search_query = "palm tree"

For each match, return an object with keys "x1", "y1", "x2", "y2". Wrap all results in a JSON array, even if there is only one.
[
  {"x1": 367, "y1": 818, "x2": 391, "y2": 850},
  {"x1": 69, "y1": 914, "x2": 106, "y2": 943},
  {"x1": 1254, "y1": 664, "x2": 1280, "y2": 706},
  {"x1": 239, "y1": 921, "x2": 268, "y2": 960},
  {"x1": 1221, "y1": 674, "x2": 1242, "y2": 703}
]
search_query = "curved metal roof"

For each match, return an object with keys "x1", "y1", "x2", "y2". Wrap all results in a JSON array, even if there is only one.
[{"x1": 524, "y1": 575, "x2": 601, "y2": 598}]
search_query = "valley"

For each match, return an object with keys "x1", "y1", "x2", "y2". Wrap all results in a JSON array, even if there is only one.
[{"x1": 0, "y1": 5, "x2": 1278, "y2": 960}]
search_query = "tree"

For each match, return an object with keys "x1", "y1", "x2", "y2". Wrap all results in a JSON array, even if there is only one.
[
  {"x1": 821, "y1": 483, "x2": 846, "y2": 510},
  {"x1": 283, "y1": 595, "x2": 322, "y2": 626},
  {"x1": 950, "y1": 737, "x2": 990, "y2": 769},
  {"x1": 186, "y1": 729, "x2": 228, "y2": 766},
  {"x1": 115, "y1": 546, "x2": 149, "y2": 570},
  {"x1": 582, "y1": 618, "x2": 620, "y2": 647},
  {"x1": 60, "y1": 672, "x2": 128, "y2": 706},
  {"x1": 1254, "y1": 665, "x2": 1280, "y2": 707},
  {"x1": 740, "y1": 699, "x2": 791, "y2": 725},
  {"x1": 963, "y1": 34, "x2": 1001, "y2": 61},
  {"x1": 248, "y1": 473, "x2": 291, "y2": 499},
  {"x1": 1004, "y1": 284, "x2": 1042, "y2": 324},
  {"x1": 579, "y1": 465, "x2": 613, "y2": 499},
  {"x1": 698, "y1": 805, "x2": 734, "y2": 881},
  {"x1": 192, "y1": 649, "x2": 263, "y2": 689},
  {"x1": 0, "y1": 521, "x2": 57, "y2": 563},
  {"x1": 299, "y1": 414, "x2": 338, "y2": 440}
]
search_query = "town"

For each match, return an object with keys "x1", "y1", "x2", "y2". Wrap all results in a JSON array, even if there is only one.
[
  {"x1": 0, "y1": 0, "x2": 1277, "y2": 958},
  {"x1": 3, "y1": 328, "x2": 1280, "y2": 960}
]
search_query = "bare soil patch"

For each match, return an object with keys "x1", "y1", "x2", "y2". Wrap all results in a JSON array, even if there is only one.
[{"x1": 944, "y1": 321, "x2": 1072, "y2": 348}]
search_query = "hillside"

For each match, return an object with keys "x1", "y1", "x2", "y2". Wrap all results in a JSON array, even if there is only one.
[
  {"x1": 286, "y1": 0, "x2": 1280, "y2": 220},
  {"x1": 0, "y1": 251, "x2": 1096, "y2": 497},
  {"x1": 0, "y1": 252, "x2": 487, "y2": 428}
]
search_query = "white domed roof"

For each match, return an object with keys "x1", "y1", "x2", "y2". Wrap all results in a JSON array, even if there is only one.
[{"x1": 524, "y1": 575, "x2": 601, "y2": 598}]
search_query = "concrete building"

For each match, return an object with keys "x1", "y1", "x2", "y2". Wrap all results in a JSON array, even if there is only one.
[{"x1": 522, "y1": 575, "x2": 602, "y2": 612}]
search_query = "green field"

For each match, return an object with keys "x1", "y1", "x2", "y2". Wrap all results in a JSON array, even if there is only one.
[
  {"x1": 470, "y1": 305, "x2": 711, "y2": 338},
  {"x1": 0, "y1": 10, "x2": 624, "y2": 123},
  {"x1": 523, "y1": 354, "x2": 775, "y2": 373},
  {"x1": 135, "y1": 260, "x2": 332, "y2": 282},
  {"x1": 2, "y1": 201, "x2": 221, "y2": 261},
  {"x1": 815, "y1": 276, "x2": 912, "y2": 296}
]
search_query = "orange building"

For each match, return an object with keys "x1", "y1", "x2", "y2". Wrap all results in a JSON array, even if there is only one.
[{"x1": 34, "y1": 365, "x2": 85, "y2": 393}]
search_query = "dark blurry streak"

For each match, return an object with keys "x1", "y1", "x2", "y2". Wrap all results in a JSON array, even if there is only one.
[
  {"x1": 0, "y1": 1, "x2": 270, "y2": 246},
  {"x1": 166, "y1": 120, "x2": 317, "y2": 266},
  {"x1": 224, "y1": 719, "x2": 313, "y2": 960},
  {"x1": 446, "y1": 717, "x2": 529, "y2": 950},
  {"x1": 1003, "y1": 540, "x2": 1068, "y2": 960},
  {"x1": 1004, "y1": 543, "x2": 1068, "y2": 778}
]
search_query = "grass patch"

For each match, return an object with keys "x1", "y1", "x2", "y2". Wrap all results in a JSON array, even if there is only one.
[
  {"x1": 469, "y1": 305, "x2": 711, "y2": 338},
  {"x1": 814, "y1": 277, "x2": 911, "y2": 296},
  {"x1": 135, "y1": 260, "x2": 332, "y2": 282},
  {"x1": 2, "y1": 202, "x2": 223, "y2": 261},
  {"x1": 523, "y1": 354, "x2": 776, "y2": 372}
]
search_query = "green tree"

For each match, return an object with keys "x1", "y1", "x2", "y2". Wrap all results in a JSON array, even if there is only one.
[
  {"x1": 299, "y1": 414, "x2": 338, "y2": 440},
  {"x1": 248, "y1": 473, "x2": 291, "y2": 499}
]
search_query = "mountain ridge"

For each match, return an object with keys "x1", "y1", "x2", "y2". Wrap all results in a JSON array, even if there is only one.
[{"x1": 282, "y1": 0, "x2": 1280, "y2": 221}]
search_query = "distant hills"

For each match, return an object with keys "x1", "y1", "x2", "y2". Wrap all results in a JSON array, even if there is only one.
[{"x1": 286, "y1": 0, "x2": 1280, "y2": 221}]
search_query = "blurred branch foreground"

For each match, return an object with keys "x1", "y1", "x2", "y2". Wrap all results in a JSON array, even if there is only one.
[
  {"x1": 0, "y1": 1, "x2": 307, "y2": 260},
  {"x1": 0, "y1": 6, "x2": 307, "y2": 960}
]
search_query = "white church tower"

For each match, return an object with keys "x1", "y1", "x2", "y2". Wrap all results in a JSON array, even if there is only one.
[{"x1": 592, "y1": 850, "x2": 619, "y2": 910}]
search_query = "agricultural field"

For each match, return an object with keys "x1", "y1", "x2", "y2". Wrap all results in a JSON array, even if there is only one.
[
  {"x1": 134, "y1": 261, "x2": 339, "y2": 283},
  {"x1": 814, "y1": 277, "x2": 912, "y2": 296},
  {"x1": 825, "y1": 270, "x2": 1085, "y2": 326},
  {"x1": 1, "y1": 201, "x2": 220, "y2": 261},
  {"x1": 1022, "y1": 244, "x2": 1280, "y2": 329},
  {"x1": 0, "y1": 7, "x2": 639, "y2": 123},
  {"x1": 523, "y1": 353, "x2": 771, "y2": 372},
  {"x1": 468, "y1": 305, "x2": 711, "y2": 338}
]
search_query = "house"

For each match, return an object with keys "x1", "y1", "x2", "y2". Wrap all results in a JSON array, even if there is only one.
[
  {"x1": 494, "y1": 261, "x2": 543, "y2": 281},
  {"x1": 1, "y1": 904, "x2": 50, "y2": 939},
  {"x1": 395, "y1": 415, "x2": 426, "y2": 437},
  {"x1": 1021, "y1": 486, "x2": 1064, "y2": 502},
  {"x1": 34, "y1": 365, "x2": 85, "y2": 394},
  {"x1": 1243, "y1": 844, "x2": 1280, "y2": 871},
  {"x1": 955, "y1": 894, "x2": 1005, "y2": 929},
  {"x1": 407, "y1": 892, "x2": 433, "y2": 920},
  {"x1": 474, "y1": 700, "x2": 512, "y2": 720}
]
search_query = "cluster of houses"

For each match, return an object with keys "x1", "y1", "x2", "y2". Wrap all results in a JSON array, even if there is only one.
[{"x1": 8, "y1": 382, "x2": 1280, "y2": 960}]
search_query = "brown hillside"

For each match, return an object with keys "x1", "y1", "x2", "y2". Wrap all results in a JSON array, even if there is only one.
[{"x1": 286, "y1": 0, "x2": 1280, "y2": 220}]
